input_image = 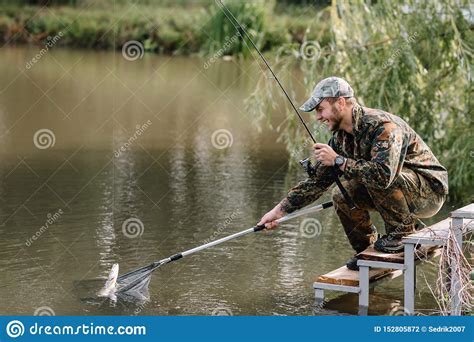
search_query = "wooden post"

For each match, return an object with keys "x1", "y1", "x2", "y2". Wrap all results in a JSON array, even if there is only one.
[
  {"x1": 404, "y1": 243, "x2": 415, "y2": 314},
  {"x1": 358, "y1": 265, "x2": 370, "y2": 309},
  {"x1": 314, "y1": 289, "x2": 325, "y2": 304},
  {"x1": 449, "y1": 204, "x2": 474, "y2": 315},
  {"x1": 450, "y1": 217, "x2": 463, "y2": 315}
]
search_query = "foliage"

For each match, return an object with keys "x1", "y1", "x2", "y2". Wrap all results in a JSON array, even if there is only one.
[
  {"x1": 203, "y1": 0, "x2": 270, "y2": 57},
  {"x1": 247, "y1": 0, "x2": 473, "y2": 202},
  {"x1": 0, "y1": 1, "x2": 316, "y2": 56}
]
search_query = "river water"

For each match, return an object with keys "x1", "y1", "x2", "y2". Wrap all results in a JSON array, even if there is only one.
[{"x1": 0, "y1": 46, "x2": 456, "y2": 316}]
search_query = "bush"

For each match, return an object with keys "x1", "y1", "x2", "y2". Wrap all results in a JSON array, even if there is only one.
[
  {"x1": 202, "y1": 0, "x2": 269, "y2": 56},
  {"x1": 0, "y1": 1, "x2": 327, "y2": 57}
]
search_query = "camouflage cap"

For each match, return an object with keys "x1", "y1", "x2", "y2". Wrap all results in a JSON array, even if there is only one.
[{"x1": 299, "y1": 76, "x2": 354, "y2": 112}]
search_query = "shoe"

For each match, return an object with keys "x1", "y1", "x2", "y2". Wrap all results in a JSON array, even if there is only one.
[
  {"x1": 374, "y1": 234, "x2": 404, "y2": 253},
  {"x1": 346, "y1": 255, "x2": 359, "y2": 271}
]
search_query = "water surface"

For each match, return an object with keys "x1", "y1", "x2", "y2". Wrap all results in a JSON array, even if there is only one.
[{"x1": 0, "y1": 46, "x2": 454, "y2": 316}]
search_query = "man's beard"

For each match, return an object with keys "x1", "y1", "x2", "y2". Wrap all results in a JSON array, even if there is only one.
[{"x1": 330, "y1": 104, "x2": 343, "y2": 131}]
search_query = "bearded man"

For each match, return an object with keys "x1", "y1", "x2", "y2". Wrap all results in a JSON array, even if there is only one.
[{"x1": 258, "y1": 77, "x2": 448, "y2": 270}]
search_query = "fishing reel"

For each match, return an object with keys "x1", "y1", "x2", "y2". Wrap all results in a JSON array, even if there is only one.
[
  {"x1": 300, "y1": 156, "x2": 355, "y2": 209},
  {"x1": 299, "y1": 157, "x2": 316, "y2": 177},
  {"x1": 300, "y1": 157, "x2": 346, "y2": 178}
]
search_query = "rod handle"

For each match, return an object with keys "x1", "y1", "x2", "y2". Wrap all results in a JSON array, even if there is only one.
[
  {"x1": 322, "y1": 201, "x2": 333, "y2": 209},
  {"x1": 170, "y1": 253, "x2": 183, "y2": 261}
]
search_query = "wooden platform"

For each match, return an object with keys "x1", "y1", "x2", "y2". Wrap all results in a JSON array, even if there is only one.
[
  {"x1": 316, "y1": 245, "x2": 440, "y2": 286},
  {"x1": 357, "y1": 246, "x2": 405, "y2": 264},
  {"x1": 313, "y1": 202, "x2": 474, "y2": 314},
  {"x1": 316, "y1": 265, "x2": 395, "y2": 287}
]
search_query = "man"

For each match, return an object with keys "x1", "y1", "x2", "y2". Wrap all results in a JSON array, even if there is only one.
[{"x1": 258, "y1": 77, "x2": 448, "y2": 270}]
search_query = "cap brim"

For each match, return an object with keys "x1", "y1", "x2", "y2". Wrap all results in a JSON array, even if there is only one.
[{"x1": 299, "y1": 96, "x2": 322, "y2": 112}]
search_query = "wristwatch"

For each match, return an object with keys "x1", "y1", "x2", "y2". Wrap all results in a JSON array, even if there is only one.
[{"x1": 334, "y1": 155, "x2": 346, "y2": 168}]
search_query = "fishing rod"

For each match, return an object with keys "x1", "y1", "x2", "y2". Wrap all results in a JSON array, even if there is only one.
[
  {"x1": 216, "y1": 0, "x2": 355, "y2": 209},
  {"x1": 115, "y1": 201, "x2": 333, "y2": 293}
]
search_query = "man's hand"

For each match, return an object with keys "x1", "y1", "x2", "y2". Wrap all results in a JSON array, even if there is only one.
[
  {"x1": 257, "y1": 203, "x2": 285, "y2": 230},
  {"x1": 314, "y1": 143, "x2": 337, "y2": 166}
]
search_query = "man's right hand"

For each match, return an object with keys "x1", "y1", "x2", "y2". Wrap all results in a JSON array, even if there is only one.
[{"x1": 257, "y1": 203, "x2": 286, "y2": 230}]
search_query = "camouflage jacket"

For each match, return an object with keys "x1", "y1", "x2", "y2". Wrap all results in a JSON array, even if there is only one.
[{"x1": 280, "y1": 104, "x2": 449, "y2": 213}]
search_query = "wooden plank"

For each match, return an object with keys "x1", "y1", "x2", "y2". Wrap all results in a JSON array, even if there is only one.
[
  {"x1": 450, "y1": 203, "x2": 474, "y2": 219},
  {"x1": 403, "y1": 218, "x2": 473, "y2": 245},
  {"x1": 402, "y1": 218, "x2": 451, "y2": 244},
  {"x1": 357, "y1": 246, "x2": 404, "y2": 263},
  {"x1": 358, "y1": 245, "x2": 439, "y2": 263},
  {"x1": 316, "y1": 265, "x2": 395, "y2": 287},
  {"x1": 313, "y1": 282, "x2": 360, "y2": 293}
]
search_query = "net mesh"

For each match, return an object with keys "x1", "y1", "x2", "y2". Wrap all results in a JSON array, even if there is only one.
[
  {"x1": 117, "y1": 272, "x2": 152, "y2": 293},
  {"x1": 116, "y1": 261, "x2": 163, "y2": 294}
]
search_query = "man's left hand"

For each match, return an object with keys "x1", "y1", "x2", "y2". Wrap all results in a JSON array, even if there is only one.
[{"x1": 314, "y1": 143, "x2": 337, "y2": 166}]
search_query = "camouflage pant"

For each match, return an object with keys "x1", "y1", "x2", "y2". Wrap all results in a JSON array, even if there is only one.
[{"x1": 332, "y1": 168, "x2": 445, "y2": 253}]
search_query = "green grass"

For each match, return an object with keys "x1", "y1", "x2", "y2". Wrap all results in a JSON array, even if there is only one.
[{"x1": 0, "y1": 1, "x2": 323, "y2": 55}]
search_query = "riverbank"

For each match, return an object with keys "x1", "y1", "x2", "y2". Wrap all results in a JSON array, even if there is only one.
[{"x1": 0, "y1": 1, "x2": 329, "y2": 56}]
